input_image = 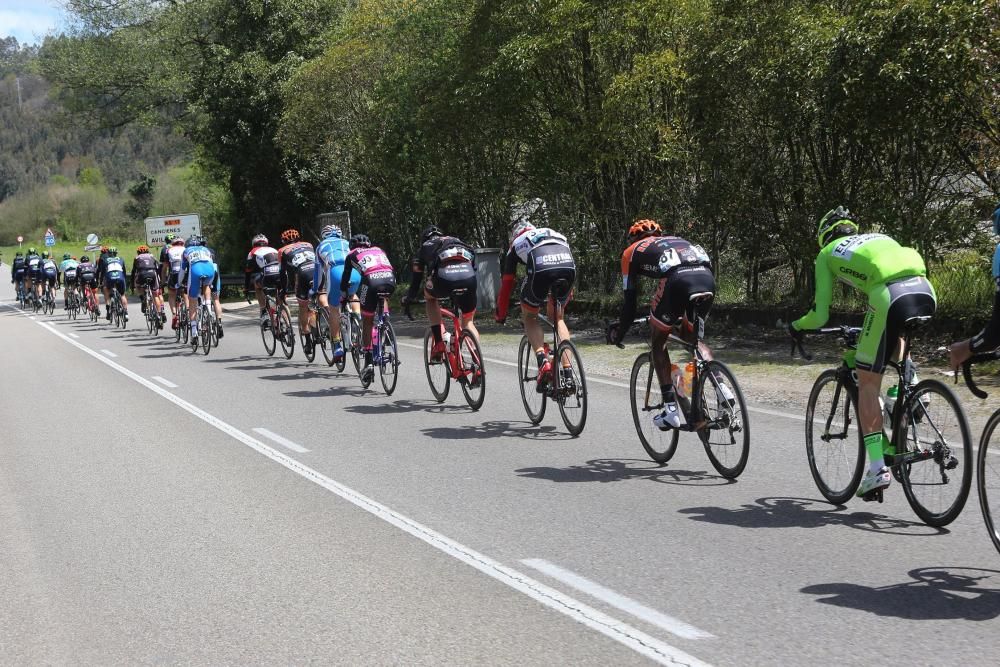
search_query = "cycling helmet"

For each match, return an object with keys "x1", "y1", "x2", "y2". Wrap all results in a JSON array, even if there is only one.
[
  {"x1": 185, "y1": 235, "x2": 201, "y2": 247},
  {"x1": 421, "y1": 225, "x2": 443, "y2": 243},
  {"x1": 171, "y1": 236, "x2": 185, "y2": 245},
  {"x1": 108, "y1": 247, "x2": 118, "y2": 256},
  {"x1": 510, "y1": 220, "x2": 535, "y2": 243},
  {"x1": 63, "y1": 253, "x2": 71, "y2": 260},
  {"x1": 28, "y1": 247, "x2": 36, "y2": 254},
  {"x1": 627, "y1": 219, "x2": 662, "y2": 244},
  {"x1": 320, "y1": 224, "x2": 342, "y2": 239},
  {"x1": 252, "y1": 233, "x2": 269, "y2": 247},
  {"x1": 100, "y1": 245, "x2": 109, "y2": 253},
  {"x1": 164, "y1": 233, "x2": 177, "y2": 244},
  {"x1": 817, "y1": 206, "x2": 859, "y2": 248},
  {"x1": 80, "y1": 255, "x2": 89, "y2": 262},
  {"x1": 42, "y1": 251, "x2": 50, "y2": 258},
  {"x1": 992, "y1": 203, "x2": 1000, "y2": 236},
  {"x1": 15, "y1": 251, "x2": 22, "y2": 256},
  {"x1": 280, "y1": 228, "x2": 300, "y2": 244},
  {"x1": 137, "y1": 245, "x2": 149, "y2": 254},
  {"x1": 349, "y1": 233, "x2": 371, "y2": 249}
]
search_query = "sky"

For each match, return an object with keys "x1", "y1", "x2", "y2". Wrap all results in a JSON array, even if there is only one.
[{"x1": 0, "y1": 0, "x2": 67, "y2": 45}]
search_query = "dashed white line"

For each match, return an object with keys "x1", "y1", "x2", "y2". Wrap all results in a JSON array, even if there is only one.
[
  {"x1": 33, "y1": 319, "x2": 711, "y2": 667},
  {"x1": 100, "y1": 349, "x2": 118, "y2": 358},
  {"x1": 252, "y1": 427, "x2": 310, "y2": 453},
  {"x1": 152, "y1": 376, "x2": 178, "y2": 388},
  {"x1": 521, "y1": 559, "x2": 714, "y2": 640}
]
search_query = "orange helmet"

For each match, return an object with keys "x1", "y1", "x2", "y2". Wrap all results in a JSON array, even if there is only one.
[
  {"x1": 137, "y1": 245, "x2": 149, "y2": 254},
  {"x1": 100, "y1": 245, "x2": 109, "y2": 253},
  {"x1": 627, "y1": 219, "x2": 662, "y2": 243},
  {"x1": 280, "y1": 229, "x2": 300, "y2": 244}
]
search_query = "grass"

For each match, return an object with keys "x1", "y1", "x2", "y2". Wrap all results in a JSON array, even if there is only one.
[{"x1": 0, "y1": 238, "x2": 146, "y2": 264}]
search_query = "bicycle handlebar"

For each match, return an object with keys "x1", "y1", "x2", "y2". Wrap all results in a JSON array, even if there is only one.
[
  {"x1": 790, "y1": 325, "x2": 861, "y2": 362},
  {"x1": 961, "y1": 351, "x2": 1000, "y2": 400}
]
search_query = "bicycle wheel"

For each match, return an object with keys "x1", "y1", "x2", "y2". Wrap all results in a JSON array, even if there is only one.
[
  {"x1": 423, "y1": 327, "x2": 450, "y2": 402},
  {"x1": 335, "y1": 312, "x2": 348, "y2": 372},
  {"x1": 260, "y1": 310, "x2": 277, "y2": 356},
  {"x1": 175, "y1": 310, "x2": 183, "y2": 343},
  {"x1": 278, "y1": 306, "x2": 295, "y2": 359},
  {"x1": 555, "y1": 340, "x2": 587, "y2": 436},
  {"x1": 349, "y1": 312, "x2": 362, "y2": 375},
  {"x1": 317, "y1": 309, "x2": 335, "y2": 366},
  {"x1": 896, "y1": 378, "x2": 972, "y2": 527},
  {"x1": 378, "y1": 321, "x2": 399, "y2": 395},
  {"x1": 977, "y1": 410, "x2": 1000, "y2": 556},
  {"x1": 805, "y1": 369, "x2": 864, "y2": 504},
  {"x1": 459, "y1": 330, "x2": 486, "y2": 411},
  {"x1": 630, "y1": 352, "x2": 679, "y2": 463},
  {"x1": 301, "y1": 328, "x2": 316, "y2": 363},
  {"x1": 517, "y1": 335, "x2": 546, "y2": 424},
  {"x1": 697, "y1": 360, "x2": 750, "y2": 479},
  {"x1": 200, "y1": 307, "x2": 212, "y2": 355}
]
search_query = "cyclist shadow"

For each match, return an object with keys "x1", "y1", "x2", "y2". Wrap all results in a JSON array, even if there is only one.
[
  {"x1": 515, "y1": 459, "x2": 734, "y2": 486},
  {"x1": 801, "y1": 567, "x2": 1000, "y2": 620},
  {"x1": 344, "y1": 399, "x2": 470, "y2": 415},
  {"x1": 678, "y1": 497, "x2": 944, "y2": 535},
  {"x1": 225, "y1": 362, "x2": 314, "y2": 372},
  {"x1": 284, "y1": 385, "x2": 369, "y2": 398},
  {"x1": 421, "y1": 421, "x2": 570, "y2": 441}
]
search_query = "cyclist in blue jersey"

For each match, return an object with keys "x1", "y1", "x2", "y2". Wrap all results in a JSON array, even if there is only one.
[
  {"x1": 951, "y1": 204, "x2": 1000, "y2": 369},
  {"x1": 101, "y1": 247, "x2": 129, "y2": 322},
  {"x1": 11, "y1": 251, "x2": 26, "y2": 300},
  {"x1": 181, "y1": 235, "x2": 222, "y2": 339},
  {"x1": 59, "y1": 253, "x2": 80, "y2": 309},
  {"x1": 313, "y1": 224, "x2": 360, "y2": 360}
]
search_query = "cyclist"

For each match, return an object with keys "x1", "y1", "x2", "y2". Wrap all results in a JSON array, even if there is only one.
[
  {"x1": 403, "y1": 225, "x2": 479, "y2": 361},
  {"x1": 10, "y1": 251, "x2": 26, "y2": 300},
  {"x1": 313, "y1": 224, "x2": 359, "y2": 360},
  {"x1": 789, "y1": 206, "x2": 935, "y2": 499},
  {"x1": 59, "y1": 253, "x2": 80, "y2": 309},
  {"x1": 341, "y1": 233, "x2": 396, "y2": 383},
  {"x1": 39, "y1": 251, "x2": 59, "y2": 304},
  {"x1": 209, "y1": 245, "x2": 225, "y2": 339},
  {"x1": 950, "y1": 204, "x2": 1000, "y2": 370},
  {"x1": 100, "y1": 247, "x2": 129, "y2": 321},
  {"x1": 245, "y1": 233, "x2": 281, "y2": 326},
  {"x1": 130, "y1": 245, "x2": 165, "y2": 323},
  {"x1": 160, "y1": 235, "x2": 186, "y2": 329},
  {"x1": 180, "y1": 235, "x2": 218, "y2": 338},
  {"x1": 78, "y1": 255, "x2": 98, "y2": 312},
  {"x1": 278, "y1": 228, "x2": 318, "y2": 347},
  {"x1": 24, "y1": 247, "x2": 41, "y2": 302},
  {"x1": 95, "y1": 245, "x2": 111, "y2": 312},
  {"x1": 606, "y1": 220, "x2": 715, "y2": 429},
  {"x1": 495, "y1": 220, "x2": 577, "y2": 392}
]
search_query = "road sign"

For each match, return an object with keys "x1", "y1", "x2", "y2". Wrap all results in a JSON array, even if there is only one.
[
  {"x1": 17, "y1": 235, "x2": 23, "y2": 243},
  {"x1": 86, "y1": 233, "x2": 99, "y2": 245},
  {"x1": 44, "y1": 228, "x2": 55, "y2": 247},
  {"x1": 144, "y1": 213, "x2": 201, "y2": 246},
  {"x1": 84, "y1": 244, "x2": 101, "y2": 251}
]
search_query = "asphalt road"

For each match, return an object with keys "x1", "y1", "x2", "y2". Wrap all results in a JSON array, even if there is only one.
[{"x1": 2, "y1": 267, "x2": 1000, "y2": 666}]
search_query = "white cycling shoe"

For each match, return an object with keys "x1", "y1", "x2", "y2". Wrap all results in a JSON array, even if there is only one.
[
  {"x1": 856, "y1": 467, "x2": 891, "y2": 498},
  {"x1": 653, "y1": 401, "x2": 685, "y2": 430}
]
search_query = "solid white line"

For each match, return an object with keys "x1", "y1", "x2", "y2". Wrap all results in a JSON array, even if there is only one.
[
  {"x1": 29, "y1": 316, "x2": 36, "y2": 320},
  {"x1": 34, "y1": 319, "x2": 710, "y2": 667},
  {"x1": 100, "y1": 349, "x2": 118, "y2": 358},
  {"x1": 521, "y1": 559, "x2": 714, "y2": 640},
  {"x1": 252, "y1": 427, "x2": 310, "y2": 453},
  {"x1": 69, "y1": 332, "x2": 80, "y2": 339},
  {"x1": 398, "y1": 339, "x2": 805, "y2": 422},
  {"x1": 152, "y1": 376, "x2": 178, "y2": 388}
]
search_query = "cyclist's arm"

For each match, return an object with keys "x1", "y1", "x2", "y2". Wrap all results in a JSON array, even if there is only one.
[
  {"x1": 338, "y1": 252, "x2": 356, "y2": 295},
  {"x1": 405, "y1": 255, "x2": 424, "y2": 302},
  {"x1": 244, "y1": 252, "x2": 255, "y2": 292},
  {"x1": 969, "y1": 246, "x2": 1000, "y2": 353},
  {"x1": 793, "y1": 252, "x2": 833, "y2": 331},
  {"x1": 495, "y1": 248, "x2": 519, "y2": 320},
  {"x1": 129, "y1": 260, "x2": 137, "y2": 290}
]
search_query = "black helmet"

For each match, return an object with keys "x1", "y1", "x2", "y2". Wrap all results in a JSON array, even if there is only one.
[
  {"x1": 421, "y1": 225, "x2": 443, "y2": 243},
  {"x1": 349, "y1": 233, "x2": 371, "y2": 249},
  {"x1": 185, "y1": 235, "x2": 202, "y2": 247},
  {"x1": 81, "y1": 255, "x2": 89, "y2": 262}
]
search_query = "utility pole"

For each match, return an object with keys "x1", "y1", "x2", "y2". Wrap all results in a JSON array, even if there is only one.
[{"x1": 15, "y1": 75, "x2": 22, "y2": 112}]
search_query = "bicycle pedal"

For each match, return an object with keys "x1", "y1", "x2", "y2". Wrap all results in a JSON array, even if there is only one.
[{"x1": 861, "y1": 489, "x2": 884, "y2": 503}]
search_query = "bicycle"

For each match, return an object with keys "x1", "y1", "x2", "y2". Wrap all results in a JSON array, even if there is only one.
[
  {"x1": 622, "y1": 311, "x2": 750, "y2": 479},
  {"x1": 192, "y1": 293, "x2": 217, "y2": 355},
  {"x1": 65, "y1": 285, "x2": 80, "y2": 321},
  {"x1": 109, "y1": 286, "x2": 127, "y2": 328},
  {"x1": 514, "y1": 288, "x2": 588, "y2": 437},
  {"x1": 358, "y1": 295, "x2": 399, "y2": 394},
  {"x1": 82, "y1": 284, "x2": 100, "y2": 322},
  {"x1": 407, "y1": 298, "x2": 486, "y2": 410},
  {"x1": 308, "y1": 295, "x2": 341, "y2": 368},
  {"x1": 44, "y1": 283, "x2": 57, "y2": 315},
  {"x1": 15, "y1": 280, "x2": 26, "y2": 309},
  {"x1": 959, "y1": 351, "x2": 1000, "y2": 557},
  {"x1": 140, "y1": 284, "x2": 162, "y2": 335},
  {"x1": 794, "y1": 322, "x2": 972, "y2": 527},
  {"x1": 341, "y1": 299, "x2": 362, "y2": 375}
]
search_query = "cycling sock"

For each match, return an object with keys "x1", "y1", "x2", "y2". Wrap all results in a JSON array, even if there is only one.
[
  {"x1": 536, "y1": 351, "x2": 547, "y2": 368},
  {"x1": 864, "y1": 431, "x2": 884, "y2": 472},
  {"x1": 661, "y1": 384, "x2": 675, "y2": 402},
  {"x1": 431, "y1": 325, "x2": 443, "y2": 344},
  {"x1": 881, "y1": 432, "x2": 894, "y2": 458}
]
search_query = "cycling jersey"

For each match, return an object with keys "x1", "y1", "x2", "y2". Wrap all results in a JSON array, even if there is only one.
[
  {"x1": 60, "y1": 258, "x2": 80, "y2": 285},
  {"x1": 314, "y1": 236, "x2": 358, "y2": 295},
  {"x1": 11, "y1": 257, "x2": 25, "y2": 281},
  {"x1": 969, "y1": 242, "x2": 1000, "y2": 353},
  {"x1": 343, "y1": 246, "x2": 395, "y2": 315},
  {"x1": 130, "y1": 252, "x2": 161, "y2": 291},
  {"x1": 497, "y1": 227, "x2": 575, "y2": 319},
  {"x1": 103, "y1": 256, "x2": 128, "y2": 293},
  {"x1": 25, "y1": 254, "x2": 41, "y2": 278},
  {"x1": 161, "y1": 244, "x2": 185, "y2": 288},
  {"x1": 77, "y1": 261, "x2": 97, "y2": 286},
  {"x1": 793, "y1": 233, "x2": 934, "y2": 373},
  {"x1": 245, "y1": 245, "x2": 281, "y2": 291},
  {"x1": 278, "y1": 241, "x2": 317, "y2": 301},
  {"x1": 40, "y1": 259, "x2": 59, "y2": 286},
  {"x1": 407, "y1": 235, "x2": 478, "y2": 314},
  {"x1": 182, "y1": 245, "x2": 216, "y2": 299}
]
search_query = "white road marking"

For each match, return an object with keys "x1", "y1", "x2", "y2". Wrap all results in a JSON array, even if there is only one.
[
  {"x1": 69, "y1": 333, "x2": 80, "y2": 339},
  {"x1": 152, "y1": 376, "x2": 178, "y2": 388},
  {"x1": 34, "y1": 318, "x2": 711, "y2": 667},
  {"x1": 398, "y1": 340, "x2": 805, "y2": 422},
  {"x1": 252, "y1": 427, "x2": 310, "y2": 453},
  {"x1": 100, "y1": 349, "x2": 118, "y2": 358},
  {"x1": 521, "y1": 559, "x2": 714, "y2": 640},
  {"x1": 29, "y1": 316, "x2": 35, "y2": 320}
]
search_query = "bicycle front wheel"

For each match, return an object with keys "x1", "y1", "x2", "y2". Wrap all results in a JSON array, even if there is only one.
[
  {"x1": 423, "y1": 327, "x2": 450, "y2": 402},
  {"x1": 896, "y1": 378, "x2": 972, "y2": 527},
  {"x1": 459, "y1": 330, "x2": 486, "y2": 411},
  {"x1": 378, "y1": 321, "x2": 399, "y2": 395},
  {"x1": 697, "y1": 360, "x2": 750, "y2": 479},
  {"x1": 517, "y1": 336, "x2": 546, "y2": 424},
  {"x1": 805, "y1": 369, "x2": 864, "y2": 504},
  {"x1": 978, "y1": 409, "x2": 1000, "y2": 556},
  {"x1": 555, "y1": 340, "x2": 587, "y2": 436},
  {"x1": 630, "y1": 352, "x2": 678, "y2": 463},
  {"x1": 278, "y1": 306, "x2": 295, "y2": 359}
]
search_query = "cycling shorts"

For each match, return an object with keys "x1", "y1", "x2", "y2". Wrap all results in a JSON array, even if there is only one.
[
  {"x1": 79, "y1": 273, "x2": 97, "y2": 288},
  {"x1": 253, "y1": 272, "x2": 281, "y2": 290},
  {"x1": 284, "y1": 266, "x2": 314, "y2": 301},
  {"x1": 187, "y1": 262, "x2": 215, "y2": 298},
  {"x1": 856, "y1": 276, "x2": 936, "y2": 374},
  {"x1": 357, "y1": 274, "x2": 396, "y2": 316},
  {"x1": 649, "y1": 265, "x2": 715, "y2": 332},
  {"x1": 211, "y1": 266, "x2": 221, "y2": 295},
  {"x1": 167, "y1": 271, "x2": 181, "y2": 290},
  {"x1": 521, "y1": 245, "x2": 575, "y2": 312},
  {"x1": 105, "y1": 274, "x2": 127, "y2": 294},
  {"x1": 136, "y1": 270, "x2": 160, "y2": 291},
  {"x1": 319, "y1": 264, "x2": 360, "y2": 296},
  {"x1": 426, "y1": 262, "x2": 477, "y2": 316},
  {"x1": 13, "y1": 269, "x2": 25, "y2": 281},
  {"x1": 64, "y1": 273, "x2": 78, "y2": 286}
]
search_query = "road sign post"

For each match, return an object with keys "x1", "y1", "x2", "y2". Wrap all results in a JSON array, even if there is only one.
[
  {"x1": 17, "y1": 235, "x2": 23, "y2": 248},
  {"x1": 44, "y1": 228, "x2": 55, "y2": 247}
]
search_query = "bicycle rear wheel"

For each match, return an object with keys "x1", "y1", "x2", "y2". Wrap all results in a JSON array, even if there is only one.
[
  {"x1": 459, "y1": 330, "x2": 486, "y2": 411},
  {"x1": 260, "y1": 310, "x2": 277, "y2": 356},
  {"x1": 805, "y1": 369, "x2": 864, "y2": 504},
  {"x1": 317, "y1": 309, "x2": 335, "y2": 366},
  {"x1": 200, "y1": 307, "x2": 212, "y2": 355},
  {"x1": 378, "y1": 320, "x2": 399, "y2": 395},
  {"x1": 349, "y1": 312, "x2": 362, "y2": 375},
  {"x1": 630, "y1": 352, "x2": 678, "y2": 463},
  {"x1": 697, "y1": 360, "x2": 749, "y2": 479},
  {"x1": 278, "y1": 306, "x2": 295, "y2": 359},
  {"x1": 517, "y1": 336, "x2": 546, "y2": 424},
  {"x1": 896, "y1": 378, "x2": 972, "y2": 527},
  {"x1": 555, "y1": 340, "x2": 587, "y2": 436},
  {"x1": 977, "y1": 409, "x2": 1000, "y2": 556},
  {"x1": 423, "y1": 327, "x2": 450, "y2": 402},
  {"x1": 301, "y1": 328, "x2": 316, "y2": 363}
]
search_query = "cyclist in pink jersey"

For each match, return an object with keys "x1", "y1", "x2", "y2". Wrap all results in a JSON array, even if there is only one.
[{"x1": 341, "y1": 234, "x2": 397, "y2": 383}]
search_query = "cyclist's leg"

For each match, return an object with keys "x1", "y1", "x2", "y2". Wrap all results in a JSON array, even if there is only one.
[
  {"x1": 211, "y1": 268, "x2": 223, "y2": 321},
  {"x1": 119, "y1": 277, "x2": 128, "y2": 309}
]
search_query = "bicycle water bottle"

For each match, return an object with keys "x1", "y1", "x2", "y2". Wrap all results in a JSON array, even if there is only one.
[{"x1": 442, "y1": 331, "x2": 452, "y2": 350}]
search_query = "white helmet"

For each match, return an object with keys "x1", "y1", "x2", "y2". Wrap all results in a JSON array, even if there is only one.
[{"x1": 510, "y1": 220, "x2": 535, "y2": 244}]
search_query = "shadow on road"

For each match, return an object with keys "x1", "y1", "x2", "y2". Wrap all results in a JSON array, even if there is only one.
[
  {"x1": 345, "y1": 399, "x2": 470, "y2": 415},
  {"x1": 422, "y1": 420, "x2": 570, "y2": 441},
  {"x1": 678, "y1": 496, "x2": 945, "y2": 535},
  {"x1": 516, "y1": 458, "x2": 733, "y2": 485},
  {"x1": 801, "y1": 567, "x2": 1000, "y2": 620},
  {"x1": 284, "y1": 385, "x2": 370, "y2": 398}
]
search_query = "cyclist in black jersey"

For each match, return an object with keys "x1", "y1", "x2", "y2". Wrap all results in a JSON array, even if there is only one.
[{"x1": 950, "y1": 204, "x2": 1000, "y2": 369}]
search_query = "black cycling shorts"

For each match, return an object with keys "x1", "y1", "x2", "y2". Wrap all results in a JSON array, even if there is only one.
[
  {"x1": 43, "y1": 272, "x2": 58, "y2": 287},
  {"x1": 856, "y1": 276, "x2": 936, "y2": 374},
  {"x1": 136, "y1": 270, "x2": 160, "y2": 290},
  {"x1": 426, "y1": 262, "x2": 477, "y2": 315},
  {"x1": 649, "y1": 265, "x2": 715, "y2": 332},
  {"x1": 253, "y1": 271, "x2": 280, "y2": 290},
  {"x1": 285, "y1": 266, "x2": 315, "y2": 301},
  {"x1": 78, "y1": 273, "x2": 97, "y2": 288},
  {"x1": 167, "y1": 271, "x2": 181, "y2": 290},
  {"x1": 521, "y1": 245, "x2": 575, "y2": 310},
  {"x1": 358, "y1": 275, "x2": 396, "y2": 315}
]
